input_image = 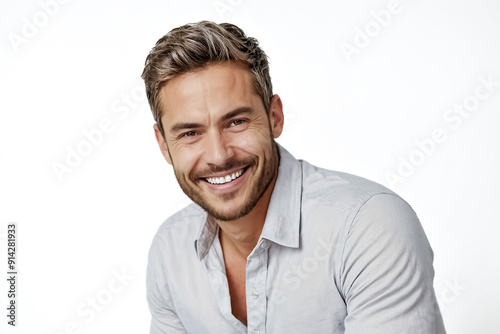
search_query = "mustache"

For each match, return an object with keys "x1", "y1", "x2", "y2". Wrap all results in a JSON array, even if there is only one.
[{"x1": 192, "y1": 157, "x2": 257, "y2": 179}]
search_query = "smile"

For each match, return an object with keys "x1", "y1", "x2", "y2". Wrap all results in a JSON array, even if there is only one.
[{"x1": 205, "y1": 168, "x2": 246, "y2": 185}]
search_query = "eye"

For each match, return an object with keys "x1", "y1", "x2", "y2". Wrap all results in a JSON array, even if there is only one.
[
  {"x1": 229, "y1": 119, "x2": 246, "y2": 127},
  {"x1": 180, "y1": 131, "x2": 198, "y2": 138}
]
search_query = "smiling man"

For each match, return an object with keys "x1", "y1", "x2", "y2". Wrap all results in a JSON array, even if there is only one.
[{"x1": 142, "y1": 21, "x2": 446, "y2": 333}]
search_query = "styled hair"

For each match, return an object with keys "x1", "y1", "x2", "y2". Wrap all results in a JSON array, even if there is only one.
[{"x1": 141, "y1": 21, "x2": 273, "y2": 137}]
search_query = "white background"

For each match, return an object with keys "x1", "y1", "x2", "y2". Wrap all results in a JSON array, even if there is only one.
[{"x1": 1, "y1": 0, "x2": 499, "y2": 333}]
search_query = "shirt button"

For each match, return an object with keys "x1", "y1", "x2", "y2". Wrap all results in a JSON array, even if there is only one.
[
  {"x1": 260, "y1": 241, "x2": 267, "y2": 248},
  {"x1": 252, "y1": 290, "x2": 260, "y2": 299},
  {"x1": 253, "y1": 331, "x2": 260, "y2": 334}
]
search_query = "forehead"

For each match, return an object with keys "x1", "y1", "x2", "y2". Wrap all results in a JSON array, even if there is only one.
[{"x1": 159, "y1": 62, "x2": 260, "y2": 123}]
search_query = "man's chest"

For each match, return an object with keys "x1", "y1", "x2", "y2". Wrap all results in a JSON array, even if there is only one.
[
  {"x1": 224, "y1": 259, "x2": 247, "y2": 325},
  {"x1": 168, "y1": 231, "x2": 347, "y2": 333}
]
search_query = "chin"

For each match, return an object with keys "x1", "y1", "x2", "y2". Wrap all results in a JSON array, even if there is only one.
[{"x1": 204, "y1": 197, "x2": 257, "y2": 222}]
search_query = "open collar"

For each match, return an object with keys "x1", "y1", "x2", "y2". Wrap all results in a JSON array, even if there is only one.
[{"x1": 194, "y1": 144, "x2": 302, "y2": 260}]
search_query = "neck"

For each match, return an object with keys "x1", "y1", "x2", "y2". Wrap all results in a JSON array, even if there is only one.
[{"x1": 217, "y1": 175, "x2": 277, "y2": 260}]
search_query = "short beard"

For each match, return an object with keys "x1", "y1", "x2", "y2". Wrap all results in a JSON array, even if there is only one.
[{"x1": 173, "y1": 141, "x2": 280, "y2": 221}]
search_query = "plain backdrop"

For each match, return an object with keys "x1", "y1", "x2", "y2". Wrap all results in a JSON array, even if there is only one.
[{"x1": 1, "y1": 0, "x2": 499, "y2": 333}]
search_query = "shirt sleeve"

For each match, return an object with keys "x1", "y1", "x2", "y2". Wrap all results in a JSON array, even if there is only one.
[
  {"x1": 339, "y1": 193, "x2": 446, "y2": 334},
  {"x1": 147, "y1": 235, "x2": 187, "y2": 334}
]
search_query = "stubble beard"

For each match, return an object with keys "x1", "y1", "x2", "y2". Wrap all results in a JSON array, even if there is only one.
[{"x1": 172, "y1": 141, "x2": 280, "y2": 222}]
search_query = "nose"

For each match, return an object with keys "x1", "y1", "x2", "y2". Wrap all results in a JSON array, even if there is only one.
[{"x1": 203, "y1": 130, "x2": 234, "y2": 167}]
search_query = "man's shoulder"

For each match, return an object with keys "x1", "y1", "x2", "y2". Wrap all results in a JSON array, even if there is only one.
[
  {"x1": 154, "y1": 203, "x2": 206, "y2": 241},
  {"x1": 300, "y1": 160, "x2": 397, "y2": 208}
]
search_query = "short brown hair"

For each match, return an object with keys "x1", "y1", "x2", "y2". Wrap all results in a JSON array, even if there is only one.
[{"x1": 141, "y1": 21, "x2": 273, "y2": 137}]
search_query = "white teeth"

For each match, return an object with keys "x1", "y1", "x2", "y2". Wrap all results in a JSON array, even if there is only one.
[{"x1": 206, "y1": 169, "x2": 244, "y2": 185}]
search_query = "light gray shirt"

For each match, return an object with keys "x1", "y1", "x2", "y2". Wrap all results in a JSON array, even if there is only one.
[{"x1": 147, "y1": 145, "x2": 446, "y2": 333}]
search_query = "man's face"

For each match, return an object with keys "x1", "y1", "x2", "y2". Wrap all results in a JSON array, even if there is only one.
[{"x1": 155, "y1": 62, "x2": 284, "y2": 221}]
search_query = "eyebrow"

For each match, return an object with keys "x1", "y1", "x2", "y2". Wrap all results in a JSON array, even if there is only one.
[
  {"x1": 219, "y1": 107, "x2": 254, "y2": 122},
  {"x1": 170, "y1": 122, "x2": 204, "y2": 133},
  {"x1": 169, "y1": 107, "x2": 254, "y2": 134}
]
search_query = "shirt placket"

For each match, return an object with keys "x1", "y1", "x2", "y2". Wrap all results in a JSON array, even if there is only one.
[{"x1": 245, "y1": 239, "x2": 269, "y2": 334}]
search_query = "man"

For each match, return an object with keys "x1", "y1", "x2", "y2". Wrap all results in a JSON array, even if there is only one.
[{"x1": 142, "y1": 21, "x2": 446, "y2": 333}]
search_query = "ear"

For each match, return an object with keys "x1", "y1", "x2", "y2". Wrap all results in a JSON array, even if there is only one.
[
  {"x1": 154, "y1": 123, "x2": 172, "y2": 165},
  {"x1": 268, "y1": 94, "x2": 284, "y2": 138}
]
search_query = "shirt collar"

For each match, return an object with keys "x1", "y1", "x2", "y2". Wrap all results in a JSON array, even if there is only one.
[
  {"x1": 194, "y1": 211, "x2": 217, "y2": 261},
  {"x1": 259, "y1": 144, "x2": 302, "y2": 248},
  {"x1": 194, "y1": 144, "x2": 302, "y2": 260}
]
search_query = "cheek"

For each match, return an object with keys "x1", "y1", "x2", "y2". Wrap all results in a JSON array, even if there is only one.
[
  {"x1": 231, "y1": 134, "x2": 269, "y2": 157},
  {"x1": 230, "y1": 122, "x2": 273, "y2": 152},
  {"x1": 171, "y1": 147, "x2": 202, "y2": 177}
]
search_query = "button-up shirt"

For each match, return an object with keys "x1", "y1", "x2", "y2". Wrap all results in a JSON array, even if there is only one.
[{"x1": 147, "y1": 145, "x2": 446, "y2": 333}]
